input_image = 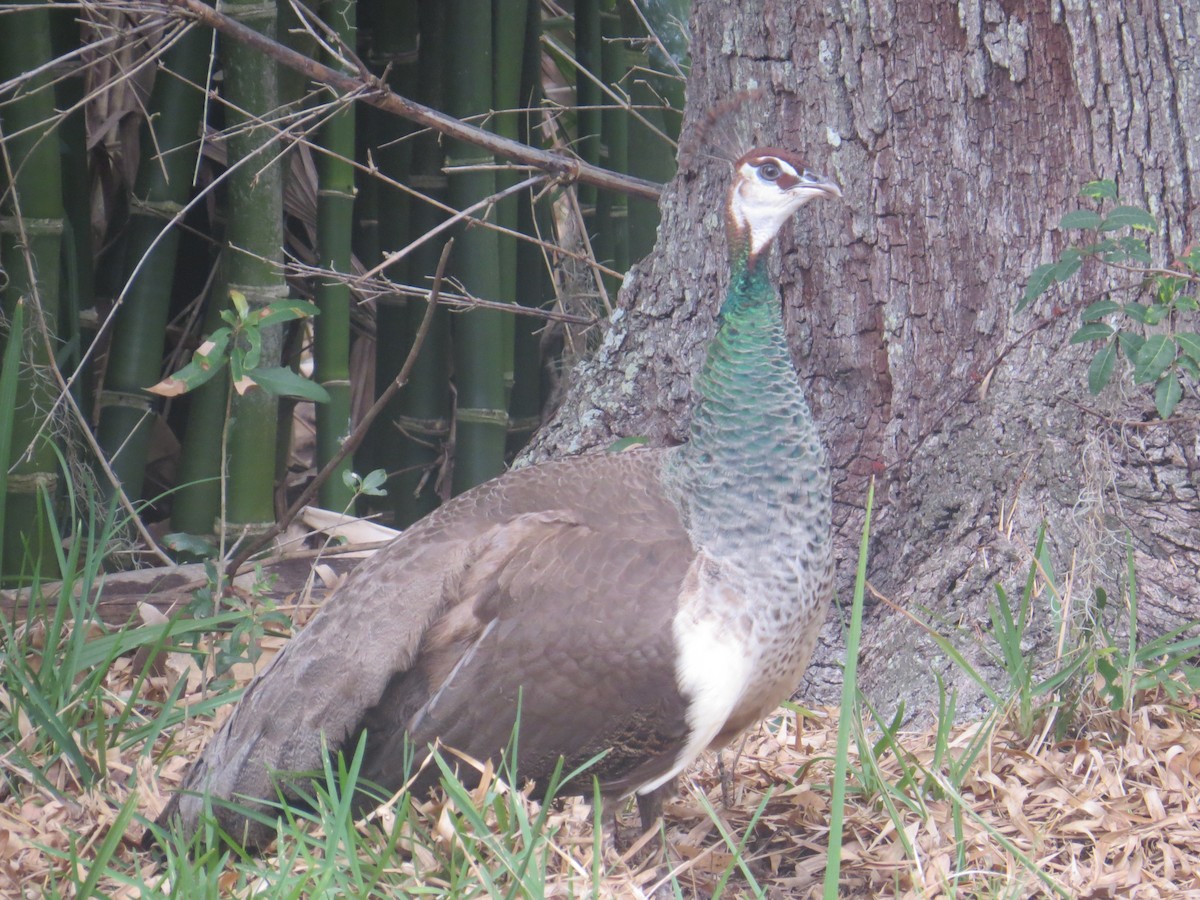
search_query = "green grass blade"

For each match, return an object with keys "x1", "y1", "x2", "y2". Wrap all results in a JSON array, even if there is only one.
[
  {"x1": 73, "y1": 788, "x2": 140, "y2": 899},
  {"x1": 0, "y1": 299, "x2": 25, "y2": 565},
  {"x1": 823, "y1": 477, "x2": 874, "y2": 900}
]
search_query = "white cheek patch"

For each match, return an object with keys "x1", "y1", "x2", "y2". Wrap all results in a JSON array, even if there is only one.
[{"x1": 731, "y1": 163, "x2": 825, "y2": 253}]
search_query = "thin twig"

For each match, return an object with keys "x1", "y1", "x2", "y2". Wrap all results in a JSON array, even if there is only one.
[
  {"x1": 358, "y1": 174, "x2": 548, "y2": 284},
  {"x1": 287, "y1": 262, "x2": 598, "y2": 326},
  {"x1": 224, "y1": 240, "x2": 454, "y2": 578},
  {"x1": 161, "y1": 0, "x2": 664, "y2": 202}
]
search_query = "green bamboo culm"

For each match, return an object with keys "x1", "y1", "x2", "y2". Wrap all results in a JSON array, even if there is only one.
[
  {"x1": 0, "y1": 3, "x2": 66, "y2": 581},
  {"x1": 312, "y1": 0, "x2": 358, "y2": 513},
  {"x1": 95, "y1": 23, "x2": 210, "y2": 503},
  {"x1": 48, "y1": 7, "x2": 95, "y2": 418},
  {"x1": 493, "y1": 0, "x2": 527, "y2": 456},
  {"x1": 170, "y1": 275, "x2": 231, "y2": 539},
  {"x1": 573, "y1": 0, "x2": 602, "y2": 220},
  {"x1": 619, "y1": 0, "x2": 683, "y2": 262},
  {"x1": 593, "y1": 8, "x2": 629, "y2": 295},
  {"x1": 446, "y1": 0, "x2": 509, "y2": 494},
  {"x1": 507, "y1": 0, "x2": 552, "y2": 458},
  {"x1": 221, "y1": 0, "x2": 287, "y2": 534},
  {"x1": 360, "y1": 0, "x2": 419, "y2": 514},
  {"x1": 389, "y1": 0, "x2": 451, "y2": 527}
]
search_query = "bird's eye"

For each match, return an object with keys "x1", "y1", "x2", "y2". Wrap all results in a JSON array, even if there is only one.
[{"x1": 759, "y1": 161, "x2": 782, "y2": 181}]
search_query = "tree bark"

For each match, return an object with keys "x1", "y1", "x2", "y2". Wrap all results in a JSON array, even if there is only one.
[{"x1": 525, "y1": 0, "x2": 1200, "y2": 718}]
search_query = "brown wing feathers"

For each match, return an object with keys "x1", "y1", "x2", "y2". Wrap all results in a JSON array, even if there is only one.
[{"x1": 153, "y1": 449, "x2": 696, "y2": 850}]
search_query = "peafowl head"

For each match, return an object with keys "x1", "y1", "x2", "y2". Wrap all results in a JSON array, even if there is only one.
[{"x1": 727, "y1": 148, "x2": 841, "y2": 258}]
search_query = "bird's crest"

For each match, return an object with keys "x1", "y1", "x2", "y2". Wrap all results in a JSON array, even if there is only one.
[{"x1": 686, "y1": 88, "x2": 768, "y2": 169}]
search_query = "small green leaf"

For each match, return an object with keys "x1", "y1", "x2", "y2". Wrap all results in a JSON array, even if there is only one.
[
  {"x1": 1051, "y1": 248, "x2": 1083, "y2": 282},
  {"x1": 360, "y1": 468, "x2": 389, "y2": 495},
  {"x1": 229, "y1": 348, "x2": 245, "y2": 384},
  {"x1": 1087, "y1": 342, "x2": 1117, "y2": 394},
  {"x1": 1080, "y1": 238, "x2": 1119, "y2": 256},
  {"x1": 346, "y1": 467, "x2": 389, "y2": 497},
  {"x1": 1175, "y1": 332, "x2": 1200, "y2": 363},
  {"x1": 1122, "y1": 302, "x2": 1152, "y2": 324},
  {"x1": 229, "y1": 288, "x2": 250, "y2": 320},
  {"x1": 1070, "y1": 322, "x2": 1114, "y2": 344},
  {"x1": 1100, "y1": 205, "x2": 1157, "y2": 232},
  {"x1": 1059, "y1": 209, "x2": 1102, "y2": 230},
  {"x1": 201, "y1": 327, "x2": 232, "y2": 362},
  {"x1": 1133, "y1": 334, "x2": 1176, "y2": 384},
  {"x1": 242, "y1": 325, "x2": 263, "y2": 372},
  {"x1": 1080, "y1": 179, "x2": 1118, "y2": 200},
  {"x1": 1019, "y1": 263, "x2": 1058, "y2": 312},
  {"x1": 1081, "y1": 299, "x2": 1121, "y2": 321},
  {"x1": 1156, "y1": 275, "x2": 1187, "y2": 305},
  {"x1": 163, "y1": 532, "x2": 219, "y2": 557},
  {"x1": 1117, "y1": 330, "x2": 1144, "y2": 360},
  {"x1": 1177, "y1": 355, "x2": 1200, "y2": 380},
  {"x1": 1095, "y1": 655, "x2": 1123, "y2": 710},
  {"x1": 1182, "y1": 246, "x2": 1200, "y2": 274},
  {"x1": 1115, "y1": 235, "x2": 1152, "y2": 265},
  {"x1": 1155, "y1": 371, "x2": 1182, "y2": 418},
  {"x1": 249, "y1": 366, "x2": 331, "y2": 402},
  {"x1": 255, "y1": 299, "x2": 321, "y2": 329}
]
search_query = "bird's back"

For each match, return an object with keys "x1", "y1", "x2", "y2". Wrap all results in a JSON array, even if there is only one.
[{"x1": 157, "y1": 447, "x2": 697, "y2": 849}]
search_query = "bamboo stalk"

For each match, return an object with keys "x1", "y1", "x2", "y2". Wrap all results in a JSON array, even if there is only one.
[
  {"x1": 225, "y1": 242, "x2": 451, "y2": 577},
  {"x1": 363, "y1": 0, "x2": 420, "y2": 518},
  {"x1": 619, "y1": 1, "x2": 679, "y2": 261},
  {"x1": 594, "y1": 8, "x2": 629, "y2": 292},
  {"x1": 95, "y1": 23, "x2": 210, "y2": 502},
  {"x1": 0, "y1": 2, "x2": 66, "y2": 581},
  {"x1": 312, "y1": 0, "x2": 358, "y2": 513},
  {"x1": 169, "y1": 285, "x2": 231, "y2": 538},
  {"x1": 220, "y1": 0, "x2": 287, "y2": 534},
  {"x1": 390, "y1": 0, "x2": 451, "y2": 526},
  {"x1": 507, "y1": 0, "x2": 552, "y2": 458},
  {"x1": 573, "y1": 0, "x2": 602, "y2": 217},
  {"x1": 493, "y1": 0, "x2": 527, "y2": 457},
  {"x1": 48, "y1": 7, "x2": 95, "y2": 420},
  {"x1": 446, "y1": 0, "x2": 507, "y2": 494}
]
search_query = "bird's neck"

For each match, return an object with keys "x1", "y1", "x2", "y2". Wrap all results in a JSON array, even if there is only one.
[{"x1": 663, "y1": 238, "x2": 830, "y2": 566}]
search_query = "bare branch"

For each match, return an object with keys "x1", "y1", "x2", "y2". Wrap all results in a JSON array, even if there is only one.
[{"x1": 158, "y1": 0, "x2": 665, "y2": 202}]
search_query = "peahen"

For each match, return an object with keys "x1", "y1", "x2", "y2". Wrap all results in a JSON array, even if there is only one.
[{"x1": 149, "y1": 145, "x2": 841, "y2": 852}]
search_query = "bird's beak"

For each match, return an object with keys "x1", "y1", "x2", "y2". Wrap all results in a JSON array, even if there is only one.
[{"x1": 804, "y1": 173, "x2": 842, "y2": 199}]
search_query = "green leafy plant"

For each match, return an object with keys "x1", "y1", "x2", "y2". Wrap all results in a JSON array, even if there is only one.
[
  {"x1": 147, "y1": 290, "x2": 329, "y2": 404},
  {"x1": 1089, "y1": 540, "x2": 1200, "y2": 713},
  {"x1": 1021, "y1": 179, "x2": 1200, "y2": 417}
]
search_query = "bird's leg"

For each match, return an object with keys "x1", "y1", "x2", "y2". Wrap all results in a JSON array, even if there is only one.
[
  {"x1": 718, "y1": 735, "x2": 750, "y2": 807},
  {"x1": 636, "y1": 783, "x2": 668, "y2": 834}
]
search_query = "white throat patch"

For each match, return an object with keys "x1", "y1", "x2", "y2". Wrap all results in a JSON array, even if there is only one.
[{"x1": 729, "y1": 157, "x2": 831, "y2": 254}]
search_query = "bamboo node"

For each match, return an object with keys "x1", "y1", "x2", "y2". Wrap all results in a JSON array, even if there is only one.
[
  {"x1": 5, "y1": 472, "x2": 59, "y2": 495},
  {"x1": 394, "y1": 415, "x2": 450, "y2": 437},
  {"x1": 454, "y1": 408, "x2": 510, "y2": 426},
  {"x1": 98, "y1": 389, "x2": 155, "y2": 412},
  {"x1": 129, "y1": 196, "x2": 185, "y2": 218},
  {"x1": 224, "y1": 1, "x2": 276, "y2": 25},
  {"x1": 409, "y1": 174, "x2": 448, "y2": 190},
  {"x1": 0, "y1": 216, "x2": 64, "y2": 236}
]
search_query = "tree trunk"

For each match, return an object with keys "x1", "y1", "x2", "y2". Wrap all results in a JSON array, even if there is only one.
[{"x1": 524, "y1": 0, "x2": 1199, "y2": 718}]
